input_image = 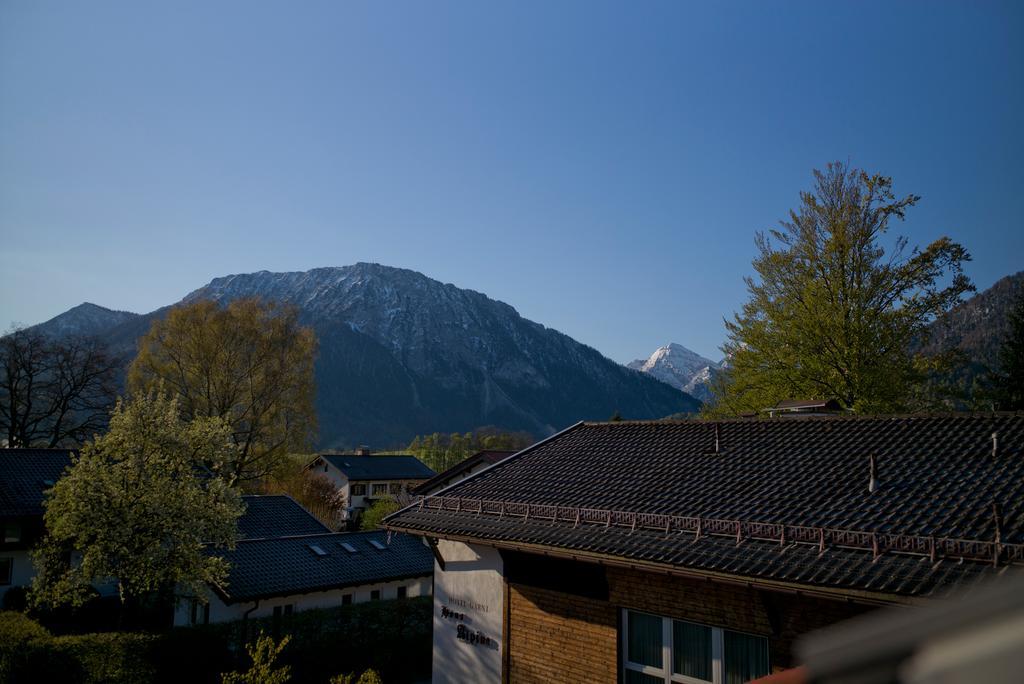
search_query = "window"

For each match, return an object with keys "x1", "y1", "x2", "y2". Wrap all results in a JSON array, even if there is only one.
[
  {"x1": 340, "y1": 542, "x2": 358, "y2": 553},
  {"x1": 3, "y1": 522, "x2": 22, "y2": 543},
  {"x1": 191, "y1": 600, "x2": 211, "y2": 626},
  {"x1": 341, "y1": 594, "x2": 352, "y2": 605},
  {"x1": 0, "y1": 558, "x2": 11, "y2": 585},
  {"x1": 351, "y1": 484, "x2": 367, "y2": 496},
  {"x1": 369, "y1": 539, "x2": 387, "y2": 551},
  {"x1": 371, "y1": 483, "x2": 389, "y2": 496},
  {"x1": 308, "y1": 544, "x2": 328, "y2": 557},
  {"x1": 621, "y1": 610, "x2": 769, "y2": 684},
  {"x1": 370, "y1": 589, "x2": 381, "y2": 601},
  {"x1": 397, "y1": 585, "x2": 407, "y2": 599},
  {"x1": 388, "y1": 482, "x2": 402, "y2": 495}
]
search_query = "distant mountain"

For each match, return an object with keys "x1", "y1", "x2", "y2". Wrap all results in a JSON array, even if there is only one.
[
  {"x1": 29, "y1": 264, "x2": 700, "y2": 448},
  {"x1": 922, "y1": 270, "x2": 1024, "y2": 389},
  {"x1": 628, "y1": 343, "x2": 721, "y2": 402},
  {"x1": 31, "y1": 302, "x2": 140, "y2": 339}
]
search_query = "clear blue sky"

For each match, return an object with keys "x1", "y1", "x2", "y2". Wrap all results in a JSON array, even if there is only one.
[{"x1": 1, "y1": 1, "x2": 1021, "y2": 363}]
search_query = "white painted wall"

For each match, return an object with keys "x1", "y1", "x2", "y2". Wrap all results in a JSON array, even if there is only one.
[
  {"x1": 173, "y1": 576, "x2": 432, "y2": 626},
  {"x1": 432, "y1": 541, "x2": 505, "y2": 684}
]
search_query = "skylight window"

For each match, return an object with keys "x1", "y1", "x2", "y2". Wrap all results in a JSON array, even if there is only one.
[
  {"x1": 369, "y1": 539, "x2": 387, "y2": 551},
  {"x1": 340, "y1": 542, "x2": 358, "y2": 553},
  {"x1": 308, "y1": 544, "x2": 328, "y2": 557}
]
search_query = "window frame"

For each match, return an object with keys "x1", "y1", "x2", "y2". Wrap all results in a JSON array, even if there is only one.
[
  {"x1": 371, "y1": 483, "x2": 389, "y2": 496},
  {"x1": 0, "y1": 557, "x2": 11, "y2": 585},
  {"x1": 351, "y1": 483, "x2": 367, "y2": 497},
  {"x1": 621, "y1": 609, "x2": 767, "y2": 684}
]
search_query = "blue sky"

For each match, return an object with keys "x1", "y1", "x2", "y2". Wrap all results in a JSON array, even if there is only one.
[{"x1": 1, "y1": 1, "x2": 1021, "y2": 363}]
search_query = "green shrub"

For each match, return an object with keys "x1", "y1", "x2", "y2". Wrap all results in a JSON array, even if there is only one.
[
  {"x1": 0, "y1": 611, "x2": 52, "y2": 681},
  {"x1": 1, "y1": 612, "x2": 157, "y2": 684}
]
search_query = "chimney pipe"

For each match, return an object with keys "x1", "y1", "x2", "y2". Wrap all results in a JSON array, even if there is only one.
[{"x1": 868, "y1": 454, "x2": 877, "y2": 494}]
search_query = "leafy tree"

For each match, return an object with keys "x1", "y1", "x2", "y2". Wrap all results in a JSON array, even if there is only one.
[
  {"x1": 31, "y1": 393, "x2": 244, "y2": 617},
  {"x1": 712, "y1": 163, "x2": 973, "y2": 415},
  {"x1": 359, "y1": 499, "x2": 401, "y2": 531},
  {"x1": 221, "y1": 633, "x2": 291, "y2": 684},
  {"x1": 128, "y1": 298, "x2": 317, "y2": 486},
  {"x1": 992, "y1": 289, "x2": 1024, "y2": 410},
  {"x1": 0, "y1": 328, "x2": 120, "y2": 448},
  {"x1": 262, "y1": 454, "x2": 347, "y2": 529},
  {"x1": 405, "y1": 427, "x2": 533, "y2": 473},
  {"x1": 330, "y1": 669, "x2": 383, "y2": 684}
]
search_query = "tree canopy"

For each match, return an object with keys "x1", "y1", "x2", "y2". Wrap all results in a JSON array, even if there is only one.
[
  {"x1": 406, "y1": 427, "x2": 533, "y2": 473},
  {"x1": 712, "y1": 163, "x2": 973, "y2": 415},
  {"x1": 31, "y1": 393, "x2": 244, "y2": 611},
  {"x1": 0, "y1": 328, "x2": 120, "y2": 448},
  {"x1": 128, "y1": 298, "x2": 317, "y2": 486}
]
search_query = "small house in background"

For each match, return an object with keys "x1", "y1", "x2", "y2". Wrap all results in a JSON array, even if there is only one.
[
  {"x1": 306, "y1": 449, "x2": 435, "y2": 523},
  {"x1": 176, "y1": 494, "x2": 433, "y2": 626},
  {"x1": 175, "y1": 530, "x2": 433, "y2": 626},
  {"x1": 0, "y1": 449, "x2": 73, "y2": 604},
  {"x1": 412, "y1": 450, "x2": 516, "y2": 496}
]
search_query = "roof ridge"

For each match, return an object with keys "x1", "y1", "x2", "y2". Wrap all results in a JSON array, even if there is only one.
[{"x1": 585, "y1": 411, "x2": 1024, "y2": 426}]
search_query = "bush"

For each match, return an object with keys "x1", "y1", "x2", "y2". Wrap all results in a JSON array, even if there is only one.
[
  {"x1": 0, "y1": 611, "x2": 51, "y2": 681},
  {"x1": 0, "y1": 611, "x2": 157, "y2": 684}
]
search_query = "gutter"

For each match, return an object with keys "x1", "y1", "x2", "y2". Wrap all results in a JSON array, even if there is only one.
[{"x1": 385, "y1": 524, "x2": 922, "y2": 608}]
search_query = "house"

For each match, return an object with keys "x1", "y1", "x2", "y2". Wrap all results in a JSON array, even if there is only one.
[
  {"x1": 175, "y1": 494, "x2": 434, "y2": 626},
  {"x1": 306, "y1": 449, "x2": 435, "y2": 522},
  {"x1": 0, "y1": 448, "x2": 73, "y2": 603},
  {"x1": 384, "y1": 414, "x2": 1024, "y2": 684},
  {"x1": 412, "y1": 450, "x2": 516, "y2": 496}
]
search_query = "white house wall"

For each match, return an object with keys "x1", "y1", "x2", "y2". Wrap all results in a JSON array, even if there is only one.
[
  {"x1": 432, "y1": 540, "x2": 504, "y2": 684},
  {"x1": 173, "y1": 576, "x2": 432, "y2": 627}
]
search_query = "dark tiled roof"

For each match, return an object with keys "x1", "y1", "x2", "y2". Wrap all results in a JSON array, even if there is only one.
[
  {"x1": 238, "y1": 495, "x2": 330, "y2": 539},
  {"x1": 214, "y1": 530, "x2": 433, "y2": 603},
  {"x1": 412, "y1": 450, "x2": 516, "y2": 495},
  {"x1": 320, "y1": 455, "x2": 435, "y2": 481},
  {"x1": 0, "y1": 449, "x2": 74, "y2": 517},
  {"x1": 386, "y1": 414, "x2": 1024, "y2": 599}
]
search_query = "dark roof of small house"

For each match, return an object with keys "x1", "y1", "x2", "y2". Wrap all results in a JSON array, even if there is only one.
[
  {"x1": 318, "y1": 454, "x2": 435, "y2": 481},
  {"x1": 0, "y1": 449, "x2": 74, "y2": 518},
  {"x1": 386, "y1": 414, "x2": 1024, "y2": 600},
  {"x1": 213, "y1": 530, "x2": 433, "y2": 603},
  {"x1": 238, "y1": 495, "x2": 330, "y2": 539},
  {"x1": 412, "y1": 450, "x2": 516, "y2": 495}
]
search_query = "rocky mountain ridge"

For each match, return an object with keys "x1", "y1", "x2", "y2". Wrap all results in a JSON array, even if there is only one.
[{"x1": 29, "y1": 263, "x2": 701, "y2": 447}]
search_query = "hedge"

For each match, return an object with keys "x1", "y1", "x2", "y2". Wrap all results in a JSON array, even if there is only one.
[{"x1": 1, "y1": 597, "x2": 432, "y2": 683}]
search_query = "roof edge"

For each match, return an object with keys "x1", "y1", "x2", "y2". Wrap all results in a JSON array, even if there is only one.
[{"x1": 385, "y1": 523, "x2": 924, "y2": 607}]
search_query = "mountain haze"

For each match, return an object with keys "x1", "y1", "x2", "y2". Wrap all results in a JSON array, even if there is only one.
[{"x1": 30, "y1": 264, "x2": 700, "y2": 447}]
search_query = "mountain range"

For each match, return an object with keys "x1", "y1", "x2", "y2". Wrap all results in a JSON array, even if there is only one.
[{"x1": 29, "y1": 264, "x2": 701, "y2": 448}]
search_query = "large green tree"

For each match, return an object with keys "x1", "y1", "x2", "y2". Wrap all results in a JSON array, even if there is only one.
[
  {"x1": 31, "y1": 393, "x2": 244, "y2": 613},
  {"x1": 992, "y1": 289, "x2": 1024, "y2": 410},
  {"x1": 712, "y1": 163, "x2": 973, "y2": 415},
  {"x1": 128, "y1": 298, "x2": 317, "y2": 486}
]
